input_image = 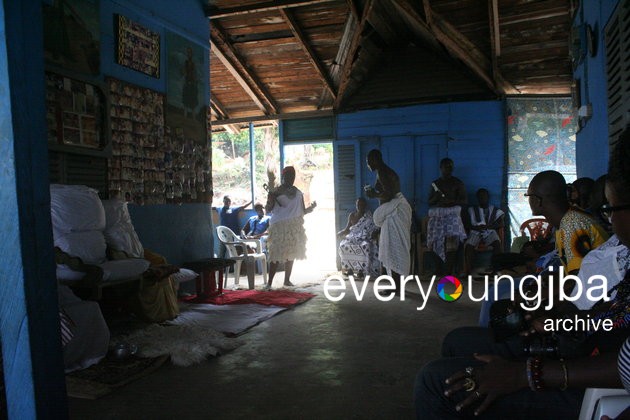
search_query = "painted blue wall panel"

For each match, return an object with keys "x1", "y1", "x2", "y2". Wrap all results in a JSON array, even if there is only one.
[
  {"x1": 337, "y1": 101, "x2": 505, "y2": 216},
  {"x1": 128, "y1": 204, "x2": 214, "y2": 266},
  {"x1": 574, "y1": 0, "x2": 621, "y2": 178}
]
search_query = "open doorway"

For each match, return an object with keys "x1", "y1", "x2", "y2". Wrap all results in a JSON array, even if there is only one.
[{"x1": 284, "y1": 143, "x2": 338, "y2": 283}]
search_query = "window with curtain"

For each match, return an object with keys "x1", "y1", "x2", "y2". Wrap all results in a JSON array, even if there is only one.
[{"x1": 506, "y1": 98, "x2": 578, "y2": 237}]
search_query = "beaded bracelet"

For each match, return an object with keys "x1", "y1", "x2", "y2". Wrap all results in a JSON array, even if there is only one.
[{"x1": 526, "y1": 356, "x2": 545, "y2": 391}]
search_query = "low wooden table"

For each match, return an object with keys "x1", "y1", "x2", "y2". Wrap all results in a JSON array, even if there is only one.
[{"x1": 182, "y1": 258, "x2": 235, "y2": 297}]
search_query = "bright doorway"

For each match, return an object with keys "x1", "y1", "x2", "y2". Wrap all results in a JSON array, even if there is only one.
[{"x1": 283, "y1": 143, "x2": 338, "y2": 283}]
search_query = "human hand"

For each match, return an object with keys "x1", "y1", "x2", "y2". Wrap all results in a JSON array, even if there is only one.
[{"x1": 444, "y1": 354, "x2": 527, "y2": 416}]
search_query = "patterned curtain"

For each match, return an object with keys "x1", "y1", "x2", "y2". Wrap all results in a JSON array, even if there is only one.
[{"x1": 506, "y1": 98, "x2": 578, "y2": 237}]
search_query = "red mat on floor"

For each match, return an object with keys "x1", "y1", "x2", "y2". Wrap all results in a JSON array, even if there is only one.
[{"x1": 181, "y1": 289, "x2": 316, "y2": 307}]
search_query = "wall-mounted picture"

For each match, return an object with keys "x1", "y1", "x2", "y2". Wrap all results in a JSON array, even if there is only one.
[
  {"x1": 166, "y1": 31, "x2": 206, "y2": 144},
  {"x1": 116, "y1": 14, "x2": 160, "y2": 78},
  {"x1": 43, "y1": 0, "x2": 100, "y2": 75}
]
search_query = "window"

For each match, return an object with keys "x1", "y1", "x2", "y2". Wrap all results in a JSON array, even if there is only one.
[
  {"x1": 506, "y1": 98, "x2": 578, "y2": 234},
  {"x1": 211, "y1": 124, "x2": 280, "y2": 207}
]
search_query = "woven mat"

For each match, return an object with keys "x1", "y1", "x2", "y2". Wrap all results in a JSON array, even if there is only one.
[{"x1": 66, "y1": 354, "x2": 169, "y2": 399}]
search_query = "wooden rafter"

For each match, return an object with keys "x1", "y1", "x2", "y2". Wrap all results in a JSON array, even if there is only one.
[
  {"x1": 211, "y1": 109, "x2": 334, "y2": 127},
  {"x1": 393, "y1": 0, "x2": 517, "y2": 95},
  {"x1": 334, "y1": 0, "x2": 374, "y2": 109},
  {"x1": 210, "y1": 96, "x2": 229, "y2": 120},
  {"x1": 346, "y1": 0, "x2": 359, "y2": 21},
  {"x1": 205, "y1": 0, "x2": 336, "y2": 19},
  {"x1": 210, "y1": 97, "x2": 241, "y2": 133},
  {"x1": 211, "y1": 23, "x2": 278, "y2": 114},
  {"x1": 279, "y1": 8, "x2": 337, "y2": 99}
]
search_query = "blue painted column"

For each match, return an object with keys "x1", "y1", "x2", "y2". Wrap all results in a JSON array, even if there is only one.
[{"x1": 0, "y1": 0, "x2": 67, "y2": 418}]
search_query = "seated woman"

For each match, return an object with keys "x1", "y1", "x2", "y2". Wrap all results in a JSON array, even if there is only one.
[
  {"x1": 337, "y1": 197, "x2": 380, "y2": 278},
  {"x1": 414, "y1": 126, "x2": 630, "y2": 419}
]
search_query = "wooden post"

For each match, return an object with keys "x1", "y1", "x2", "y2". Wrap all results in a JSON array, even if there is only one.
[{"x1": 0, "y1": 0, "x2": 68, "y2": 417}]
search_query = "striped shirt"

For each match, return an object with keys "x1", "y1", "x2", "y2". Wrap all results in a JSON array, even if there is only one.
[{"x1": 619, "y1": 338, "x2": 630, "y2": 392}]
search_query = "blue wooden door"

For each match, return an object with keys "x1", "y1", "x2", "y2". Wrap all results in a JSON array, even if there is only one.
[{"x1": 414, "y1": 135, "x2": 447, "y2": 217}]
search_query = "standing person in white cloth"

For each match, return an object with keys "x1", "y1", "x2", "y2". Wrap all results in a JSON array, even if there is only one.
[
  {"x1": 365, "y1": 149, "x2": 412, "y2": 294},
  {"x1": 265, "y1": 166, "x2": 317, "y2": 289}
]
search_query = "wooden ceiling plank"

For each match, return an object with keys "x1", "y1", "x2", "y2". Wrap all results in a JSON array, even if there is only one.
[
  {"x1": 206, "y1": 0, "x2": 337, "y2": 19},
  {"x1": 395, "y1": 0, "x2": 516, "y2": 95},
  {"x1": 211, "y1": 39, "x2": 269, "y2": 112},
  {"x1": 279, "y1": 8, "x2": 337, "y2": 99},
  {"x1": 211, "y1": 23, "x2": 279, "y2": 114},
  {"x1": 334, "y1": 0, "x2": 375, "y2": 109}
]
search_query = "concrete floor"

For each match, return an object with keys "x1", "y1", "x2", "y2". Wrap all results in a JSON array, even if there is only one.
[{"x1": 68, "y1": 266, "x2": 482, "y2": 420}]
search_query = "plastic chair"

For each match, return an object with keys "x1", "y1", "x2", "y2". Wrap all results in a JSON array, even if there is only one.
[
  {"x1": 216, "y1": 226, "x2": 268, "y2": 289},
  {"x1": 520, "y1": 218, "x2": 553, "y2": 241},
  {"x1": 579, "y1": 388, "x2": 630, "y2": 420}
]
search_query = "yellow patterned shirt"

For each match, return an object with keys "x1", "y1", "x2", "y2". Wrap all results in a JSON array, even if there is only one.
[{"x1": 555, "y1": 208, "x2": 609, "y2": 273}]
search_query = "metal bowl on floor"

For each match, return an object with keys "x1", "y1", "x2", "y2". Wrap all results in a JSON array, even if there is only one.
[{"x1": 110, "y1": 342, "x2": 138, "y2": 360}]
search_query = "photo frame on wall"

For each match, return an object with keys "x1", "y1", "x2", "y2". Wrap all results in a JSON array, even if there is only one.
[
  {"x1": 165, "y1": 31, "x2": 207, "y2": 144},
  {"x1": 116, "y1": 14, "x2": 160, "y2": 78}
]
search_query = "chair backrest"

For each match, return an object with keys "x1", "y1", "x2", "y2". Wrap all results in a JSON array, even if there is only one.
[
  {"x1": 519, "y1": 218, "x2": 553, "y2": 241},
  {"x1": 216, "y1": 226, "x2": 243, "y2": 258}
]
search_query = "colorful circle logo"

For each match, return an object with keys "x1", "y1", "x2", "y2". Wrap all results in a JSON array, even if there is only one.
[{"x1": 436, "y1": 276, "x2": 463, "y2": 302}]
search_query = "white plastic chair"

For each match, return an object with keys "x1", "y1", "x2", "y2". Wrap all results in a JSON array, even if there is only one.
[
  {"x1": 579, "y1": 388, "x2": 630, "y2": 420},
  {"x1": 216, "y1": 226, "x2": 268, "y2": 289}
]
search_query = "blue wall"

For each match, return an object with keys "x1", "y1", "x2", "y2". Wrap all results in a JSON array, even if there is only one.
[
  {"x1": 100, "y1": 0, "x2": 209, "y2": 98},
  {"x1": 129, "y1": 204, "x2": 214, "y2": 265},
  {"x1": 574, "y1": 0, "x2": 620, "y2": 178},
  {"x1": 337, "y1": 101, "x2": 506, "y2": 217}
]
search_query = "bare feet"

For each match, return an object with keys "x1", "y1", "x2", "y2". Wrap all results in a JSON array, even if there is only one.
[{"x1": 283, "y1": 281, "x2": 295, "y2": 287}]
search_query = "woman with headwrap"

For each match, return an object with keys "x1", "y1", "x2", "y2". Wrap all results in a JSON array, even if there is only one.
[{"x1": 265, "y1": 166, "x2": 317, "y2": 288}]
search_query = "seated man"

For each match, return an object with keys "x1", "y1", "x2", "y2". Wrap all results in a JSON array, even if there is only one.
[
  {"x1": 337, "y1": 197, "x2": 380, "y2": 278},
  {"x1": 241, "y1": 203, "x2": 270, "y2": 252},
  {"x1": 427, "y1": 158, "x2": 468, "y2": 275},
  {"x1": 463, "y1": 188, "x2": 504, "y2": 276}
]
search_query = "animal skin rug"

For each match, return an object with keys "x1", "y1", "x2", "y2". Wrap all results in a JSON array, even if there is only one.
[{"x1": 120, "y1": 324, "x2": 242, "y2": 367}]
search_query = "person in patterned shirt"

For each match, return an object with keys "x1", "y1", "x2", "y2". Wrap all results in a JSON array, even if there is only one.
[{"x1": 526, "y1": 170, "x2": 609, "y2": 300}]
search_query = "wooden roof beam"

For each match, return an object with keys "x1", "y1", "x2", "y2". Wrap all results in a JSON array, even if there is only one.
[
  {"x1": 205, "y1": 0, "x2": 336, "y2": 19},
  {"x1": 487, "y1": 0, "x2": 519, "y2": 94},
  {"x1": 346, "y1": 0, "x2": 359, "y2": 21},
  {"x1": 334, "y1": 0, "x2": 375, "y2": 109},
  {"x1": 210, "y1": 97, "x2": 241, "y2": 134},
  {"x1": 211, "y1": 109, "x2": 334, "y2": 126},
  {"x1": 395, "y1": 0, "x2": 517, "y2": 95},
  {"x1": 279, "y1": 8, "x2": 337, "y2": 100},
  {"x1": 211, "y1": 24, "x2": 279, "y2": 114}
]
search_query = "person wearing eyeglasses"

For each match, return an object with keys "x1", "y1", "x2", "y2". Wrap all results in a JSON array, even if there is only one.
[{"x1": 413, "y1": 127, "x2": 630, "y2": 420}]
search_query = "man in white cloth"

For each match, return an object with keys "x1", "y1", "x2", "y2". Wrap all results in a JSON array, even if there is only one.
[{"x1": 366, "y1": 149, "x2": 412, "y2": 293}]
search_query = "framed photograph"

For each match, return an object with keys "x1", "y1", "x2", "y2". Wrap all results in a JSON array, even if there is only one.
[
  {"x1": 166, "y1": 31, "x2": 207, "y2": 144},
  {"x1": 116, "y1": 14, "x2": 160, "y2": 78}
]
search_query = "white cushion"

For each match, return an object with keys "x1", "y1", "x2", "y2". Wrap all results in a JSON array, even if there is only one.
[
  {"x1": 98, "y1": 259, "x2": 150, "y2": 281},
  {"x1": 50, "y1": 184, "x2": 106, "y2": 233},
  {"x1": 54, "y1": 230, "x2": 107, "y2": 265},
  {"x1": 101, "y1": 199, "x2": 144, "y2": 258},
  {"x1": 56, "y1": 259, "x2": 150, "y2": 282},
  {"x1": 171, "y1": 268, "x2": 199, "y2": 284}
]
